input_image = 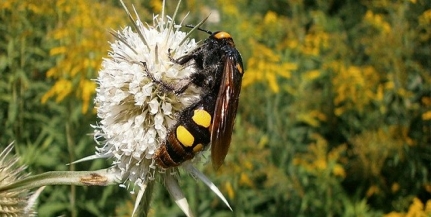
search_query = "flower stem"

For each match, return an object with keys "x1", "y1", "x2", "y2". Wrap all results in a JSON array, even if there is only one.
[
  {"x1": 66, "y1": 121, "x2": 77, "y2": 217},
  {"x1": 0, "y1": 169, "x2": 120, "y2": 193},
  {"x1": 136, "y1": 179, "x2": 155, "y2": 217}
]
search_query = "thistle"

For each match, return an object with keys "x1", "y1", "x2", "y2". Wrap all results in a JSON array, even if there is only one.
[{"x1": 0, "y1": 143, "x2": 43, "y2": 217}]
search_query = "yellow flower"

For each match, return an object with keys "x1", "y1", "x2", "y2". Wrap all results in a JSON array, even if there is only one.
[
  {"x1": 239, "y1": 173, "x2": 254, "y2": 188},
  {"x1": 79, "y1": 79, "x2": 96, "y2": 113},
  {"x1": 150, "y1": 0, "x2": 162, "y2": 13},
  {"x1": 422, "y1": 111, "x2": 431, "y2": 120},
  {"x1": 332, "y1": 164, "x2": 346, "y2": 178},
  {"x1": 41, "y1": 79, "x2": 72, "y2": 103},
  {"x1": 331, "y1": 62, "x2": 380, "y2": 116},
  {"x1": 364, "y1": 10, "x2": 392, "y2": 34},
  {"x1": 244, "y1": 41, "x2": 297, "y2": 93},
  {"x1": 263, "y1": 11, "x2": 278, "y2": 25},
  {"x1": 304, "y1": 70, "x2": 321, "y2": 80},
  {"x1": 385, "y1": 198, "x2": 431, "y2": 217},
  {"x1": 391, "y1": 183, "x2": 400, "y2": 193},
  {"x1": 406, "y1": 198, "x2": 424, "y2": 217},
  {"x1": 224, "y1": 181, "x2": 235, "y2": 199},
  {"x1": 366, "y1": 185, "x2": 380, "y2": 197},
  {"x1": 293, "y1": 134, "x2": 346, "y2": 177},
  {"x1": 42, "y1": 0, "x2": 123, "y2": 113}
]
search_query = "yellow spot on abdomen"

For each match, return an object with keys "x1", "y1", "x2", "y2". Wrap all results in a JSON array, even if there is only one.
[
  {"x1": 193, "y1": 143, "x2": 204, "y2": 153},
  {"x1": 176, "y1": 125, "x2": 194, "y2": 147},
  {"x1": 192, "y1": 109, "x2": 212, "y2": 128}
]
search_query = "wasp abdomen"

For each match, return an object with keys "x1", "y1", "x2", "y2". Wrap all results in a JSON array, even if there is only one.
[{"x1": 155, "y1": 102, "x2": 215, "y2": 168}]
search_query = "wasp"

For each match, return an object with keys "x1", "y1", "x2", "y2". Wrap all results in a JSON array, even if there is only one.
[{"x1": 152, "y1": 27, "x2": 244, "y2": 170}]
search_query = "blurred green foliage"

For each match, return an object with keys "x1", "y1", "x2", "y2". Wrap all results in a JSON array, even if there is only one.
[{"x1": 1, "y1": 0, "x2": 430, "y2": 216}]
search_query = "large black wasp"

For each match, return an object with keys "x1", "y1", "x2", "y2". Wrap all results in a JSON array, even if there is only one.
[{"x1": 152, "y1": 27, "x2": 244, "y2": 170}]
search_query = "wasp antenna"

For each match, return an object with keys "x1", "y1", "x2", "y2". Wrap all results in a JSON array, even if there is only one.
[
  {"x1": 185, "y1": 24, "x2": 212, "y2": 35},
  {"x1": 177, "y1": 15, "x2": 210, "y2": 47}
]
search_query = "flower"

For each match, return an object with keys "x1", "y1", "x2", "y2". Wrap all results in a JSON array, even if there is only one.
[
  {"x1": 93, "y1": 4, "x2": 200, "y2": 191},
  {"x1": 0, "y1": 143, "x2": 43, "y2": 217},
  {"x1": 79, "y1": 0, "x2": 231, "y2": 216}
]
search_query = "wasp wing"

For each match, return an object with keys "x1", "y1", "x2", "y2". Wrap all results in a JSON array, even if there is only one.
[{"x1": 211, "y1": 54, "x2": 244, "y2": 170}]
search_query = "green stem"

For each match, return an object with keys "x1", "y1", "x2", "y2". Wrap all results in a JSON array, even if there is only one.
[
  {"x1": 66, "y1": 121, "x2": 76, "y2": 217},
  {"x1": 0, "y1": 169, "x2": 120, "y2": 193},
  {"x1": 136, "y1": 179, "x2": 156, "y2": 217}
]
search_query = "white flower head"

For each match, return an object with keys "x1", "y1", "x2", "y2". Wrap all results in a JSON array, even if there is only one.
[
  {"x1": 85, "y1": 0, "x2": 231, "y2": 216},
  {"x1": 93, "y1": 3, "x2": 201, "y2": 186}
]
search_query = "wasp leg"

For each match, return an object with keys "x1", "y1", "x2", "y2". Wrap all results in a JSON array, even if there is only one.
[
  {"x1": 168, "y1": 48, "x2": 202, "y2": 66},
  {"x1": 141, "y1": 61, "x2": 193, "y2": 95},
  {"x1": 144, "y1": 48, "x2": 209, "y2": 95}
]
